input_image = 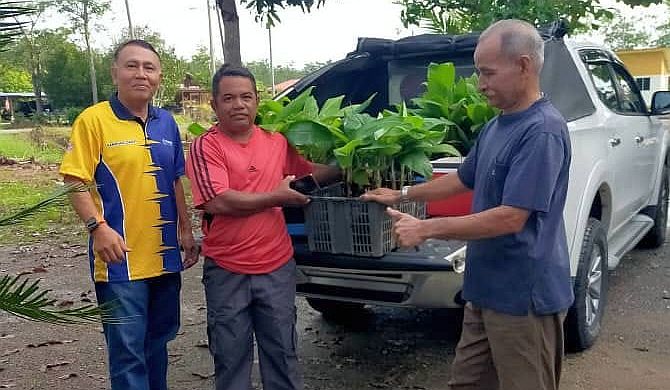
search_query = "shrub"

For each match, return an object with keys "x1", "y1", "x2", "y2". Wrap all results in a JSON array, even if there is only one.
[{"x1": 65, "y1": 107, "x2": 85, "y2": 125}]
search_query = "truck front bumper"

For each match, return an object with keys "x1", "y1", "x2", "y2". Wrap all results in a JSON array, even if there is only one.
[{"x1": 293, "y1": 238, "x2": 467, "y2": 309}]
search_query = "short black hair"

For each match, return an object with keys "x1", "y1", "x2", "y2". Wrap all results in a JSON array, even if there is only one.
[
  {"x1": 113, "y1": 39, "x2": 161, "y2": 62},
  {"x1": 211, "y1": 64, "x2": 257, "y2": 100}
]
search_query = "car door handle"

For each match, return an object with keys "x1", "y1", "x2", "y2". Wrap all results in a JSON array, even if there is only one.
[
  {"x1": 609, "y1": 137, "x2": 621, "y2": 147},
  {"x1": 635, "y1": 135, "x2": 644, "y2": 144}
]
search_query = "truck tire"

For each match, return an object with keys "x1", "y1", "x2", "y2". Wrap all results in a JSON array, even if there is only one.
[
  {"x1": 306, "y1": 298, "x2": 366, "y2": 319},
  {"x1": 638, "y1": 165, "x2": 669, "y2": 249},
  {"x1": 565, "y1": 218, "x2": 609, "y2": 352}
]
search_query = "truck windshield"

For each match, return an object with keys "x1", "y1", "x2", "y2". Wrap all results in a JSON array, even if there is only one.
[{"x1": 388, "y1": 56, "x2": 476, "y2": 106}]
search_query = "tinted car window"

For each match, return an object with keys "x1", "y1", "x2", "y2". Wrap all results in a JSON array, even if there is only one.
[
  {"x1": 586, "y1": 63, "x2": 619, "y2": 112},
  {"x1": 611, "y1": 63, "x2": 647, "y2": 114},
  {"x1": 388, "y1": 55, "x2": 476, "y2": 106},
  {"x1": 653, "y1": 91, "x2": 670, "y2": 111}
]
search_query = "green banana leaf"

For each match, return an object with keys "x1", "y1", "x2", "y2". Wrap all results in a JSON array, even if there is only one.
[{"x1": 187, "y1": 122, "x2": 207, "y2": 137}]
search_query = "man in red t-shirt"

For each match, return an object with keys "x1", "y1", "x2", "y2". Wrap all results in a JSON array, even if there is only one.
[{"x1": 186, "y1": 65, "x2": 337, "y2": 390}]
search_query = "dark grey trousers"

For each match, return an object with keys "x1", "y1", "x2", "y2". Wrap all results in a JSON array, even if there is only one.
[{"x1": 203, "y1": 258, "x2": 303, "y2": 390}]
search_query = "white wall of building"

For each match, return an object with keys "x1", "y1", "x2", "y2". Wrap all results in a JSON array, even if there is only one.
[{"x1": 635, "y1": 74, "x2": 669, "y2": 105}]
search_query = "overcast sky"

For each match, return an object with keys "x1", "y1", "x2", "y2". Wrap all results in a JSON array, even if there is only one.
[
  {"x1": 47, "y1": 0, "x2": 669, "y2": 68},
  {"x1": 96, "y1": 0, "x2": 414, "y2": 67}
]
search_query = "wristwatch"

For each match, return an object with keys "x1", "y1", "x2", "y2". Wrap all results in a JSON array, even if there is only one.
[
  {"x1": 400, "y1": 185, "x2": 411, "y2": 201},
  {"x1": 85, "y1": 217, "x2": 106, "y2": 233}
]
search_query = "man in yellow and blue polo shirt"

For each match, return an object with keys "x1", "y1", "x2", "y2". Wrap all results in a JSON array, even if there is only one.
[{"x1": 60, "y1": 39, "x2": 198, "y2": 390}]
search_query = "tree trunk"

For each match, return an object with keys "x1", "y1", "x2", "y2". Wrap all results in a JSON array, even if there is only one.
[
  {"x1": 32, "y1": 70, "x2": 43, "y2": 116},
  {"x1": 83, "y1": 2, "x2": 98, "y2": 103},
  {"x1": 29, "y1": 40, "x2": 43, "y2": 116},
  {"x1": 217, "y1": 0, "x2": 242, "y2": 66}
]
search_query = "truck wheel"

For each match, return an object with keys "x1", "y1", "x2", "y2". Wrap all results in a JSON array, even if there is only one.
[
  {"x1": 638, "y1": 165, "x2": 669, "y2": 249},
  {"x1": 306, "y1": 298, "x2": 366, "y2": 319},
  {"x1": 565, "y1": 218, "x2": 609, "y2": 352}
]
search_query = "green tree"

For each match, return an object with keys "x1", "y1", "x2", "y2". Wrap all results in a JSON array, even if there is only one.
[
  {"x1": 94, "y1": 50, "x2": 114, "y2": 101},
  {"x1": 216, "y1": 0, "x2": 326, "y2": 66},
  {"x1": 0, "y1": 62, "x2": 32, "y2": 92},
  {"x1": 397, "y1": 0, "x2": 664, "y2": 34},
  {"x1": 54, "y1": 0, "x2": 111, "y2": 104},
  {"x1": 187, "y1": 45, "x2": 215, "y2": 88},
  {"x1": 1, "y1": 28, "x2": 101, "y2": 109},
  {"x1": 602, "y1": 11, "x2": 652, "y2": 50},
  {"x1": 245, "y1": 59, "x2": 306, "y2": 86},
  {"x1": 40, "y1": 33, "x2": 112, "y2": 109},
  {"x1": 42, "y1": 38, "x2": 88, "y2": 108},
  {"x1": 656, "y1": 21, "x2": 670, "y2": 46},
  {"x1": 158, "y1": 52, "x2": 187, "y2": 106},
  {"x1": 654, "y1": 2, "x2": 670, "y2": 46},
  {"x1": 13, "y1": 28, "x2": 114, "y2": 109},
  {"x1": 302, "y1": 60, "x2": 333, "y2": 74},
  {"x1": 3, "y1": 0, "x2": 51, "y2": 115}
]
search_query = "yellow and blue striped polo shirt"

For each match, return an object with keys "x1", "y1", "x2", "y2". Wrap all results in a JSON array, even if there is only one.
[{"x1": 60, "y1": 94, "x2": 185, "y2": 282}]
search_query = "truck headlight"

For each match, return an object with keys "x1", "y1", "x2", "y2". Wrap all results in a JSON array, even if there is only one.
[{"x1": 444, "y1": 246, "x2": 466, "y2": 274}]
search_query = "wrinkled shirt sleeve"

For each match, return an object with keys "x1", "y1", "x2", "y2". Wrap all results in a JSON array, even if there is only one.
[
  {"x1": 502, "y1": 132, "x2": 566, "y2": 213},
  {"x1": 186, "y1": 136, "x2": 229, "y2": 208},
  {"x1": 457, "y1": 139, "x2": 479, "y2": 189}
]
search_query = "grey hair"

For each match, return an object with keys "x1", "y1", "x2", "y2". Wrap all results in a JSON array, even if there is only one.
[{"x1": 479, "y1": 19, "x2": 544, "y2": 73}]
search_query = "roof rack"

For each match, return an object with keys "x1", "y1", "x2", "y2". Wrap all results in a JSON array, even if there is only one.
[{"x1": 349, "y1": 19, "x2": 569, "y2": 59}]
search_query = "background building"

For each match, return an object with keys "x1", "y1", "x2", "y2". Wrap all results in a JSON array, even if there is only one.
[{"x1": 616, "y1": 47, "x2": 670, "y2": 105}]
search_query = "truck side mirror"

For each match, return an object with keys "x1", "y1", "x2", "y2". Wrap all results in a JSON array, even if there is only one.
[{"x1": 651, "y1": 91, "x2": 670, "y2": 115}]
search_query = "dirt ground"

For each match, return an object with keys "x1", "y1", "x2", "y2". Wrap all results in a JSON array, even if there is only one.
[{"x1": 0, "y1": 169, "x2": 669, "y2": 390}]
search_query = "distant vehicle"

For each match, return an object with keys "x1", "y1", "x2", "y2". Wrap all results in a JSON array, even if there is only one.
[
  {"x1": 16, "y1": 100, "x2": 51, "y2": 117},
  {"x1": 282, "y1": 24, "x2": 670, "y2": 352}
]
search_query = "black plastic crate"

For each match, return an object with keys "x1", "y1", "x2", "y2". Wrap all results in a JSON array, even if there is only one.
[{"x1": 304, "y1": 183, "x2": 426, "y2": 257}]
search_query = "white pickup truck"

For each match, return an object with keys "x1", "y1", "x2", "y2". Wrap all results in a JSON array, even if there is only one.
[{"x1": 281, "y1": 24, "x2": 670, "y2": 351}]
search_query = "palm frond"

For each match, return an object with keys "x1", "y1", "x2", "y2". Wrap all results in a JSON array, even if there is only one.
[
  {"x1": 0, "y1": 182, "x2": 87, "y2": 227},
  {"x1": 418, "y1": 8, "x2": 470, "y2": 35},
  {"x1": 0, "y1": 274, "x2": 127, "y2": 324},
  {"x1": 0, "y1": 1, "x2": 35, "y2": 50}
]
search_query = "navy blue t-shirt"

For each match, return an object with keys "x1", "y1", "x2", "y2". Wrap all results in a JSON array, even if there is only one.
[{"x1": 457, "y1": 97, "x2": 574, "y2": 316}]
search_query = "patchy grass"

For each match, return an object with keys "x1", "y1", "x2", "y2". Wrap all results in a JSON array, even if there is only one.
[
  {"x1": 0, "y1": 165, "x2": 198, "y2": 245},
  {"x1": 0, "y1": 167, "x2": 79, "y2": 244},
  {"x1": 0, "y1": 124, "x2": 199, "y2": 244},
  {"x1": 43, "y1": 126, "x2": 71, "y2": 138},
  {"x1": 0, "y1": 130, "x2": 66, "y2": 164}
]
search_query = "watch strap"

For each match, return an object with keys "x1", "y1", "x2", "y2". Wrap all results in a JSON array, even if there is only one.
[{"x1": 85, "y1": 217, "x2": 106, "y2": 233}]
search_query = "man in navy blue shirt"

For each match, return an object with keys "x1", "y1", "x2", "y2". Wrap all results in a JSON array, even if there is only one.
[{"x1": 363, "y1": 19, "x2": 573, "y2": 390}]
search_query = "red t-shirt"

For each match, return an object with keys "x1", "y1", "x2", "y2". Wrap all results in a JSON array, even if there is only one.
[{"x1": 186, "y1": 125, "x2": 313, "y2": 274}]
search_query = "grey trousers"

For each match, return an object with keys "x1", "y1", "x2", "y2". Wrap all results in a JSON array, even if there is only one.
[
  {"x1": 448, "y1": 302, "x2": 566, "y2": 390},
  {"x1": 203, "y1": 258, "x2": 303, "y2": 390}
]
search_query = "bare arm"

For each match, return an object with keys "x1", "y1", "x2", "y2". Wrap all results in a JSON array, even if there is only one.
[
  {"x1": 174, "y1": 178, "x2": 199, "y2": 269},
  {"x1": 408, "y1": 173, "x2": 471, "y2": 202},
  {"x1": 202, "y1": 175, "x2": 309, "y2": 217},
  {"x1": 64, "y1": 176, "x2": 100, "y2": 223},
  {"x1": 63, "y1": 175, "x2": 129, "y2": 263},
  {"x1": 420, "y1": 205, "x2": 530, "y2": 240},
  {"x1": 388, "y1": 205, "x2": 530, "y2": 247},
  {"x1": 361, "y1": 172, "x2": 470, "y2": 205},
  {"x1": 175, "y1": 178, "x2": 192, "y2": 235}
]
